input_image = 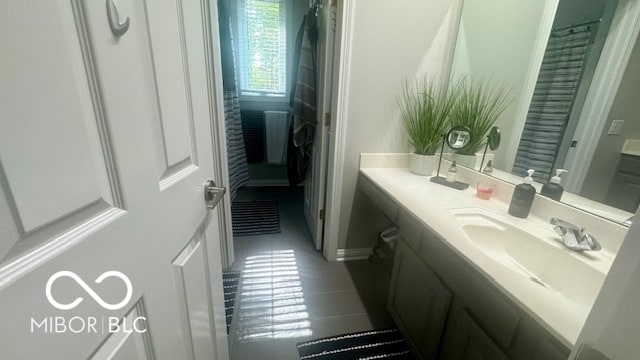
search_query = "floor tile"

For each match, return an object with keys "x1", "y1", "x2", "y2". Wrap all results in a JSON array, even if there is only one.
[
  {"x1": 228, "y1": 186, "x2": 395, "y2": 359},
  {"x1": 299, "y1": 270, "x2": 357, "y2": 294},
  {"x1": 302, "y1": 290, "x2": 367, "y2": 319}
]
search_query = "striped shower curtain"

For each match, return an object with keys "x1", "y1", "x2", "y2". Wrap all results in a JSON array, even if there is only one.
[
  {"x1": 218, "y1": 0, "x2": 249, "y2": 200},
  {"x1": 512, "y1": 21, "x2": 597, "y2": 182}
]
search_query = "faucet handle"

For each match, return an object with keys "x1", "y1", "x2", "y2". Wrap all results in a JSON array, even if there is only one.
[
  {"x1": 552, "y1": 225, "x2": 567, "y2": 237},
  {"x1": 550, "y1": 217, "x2": 579, "y2": 230},
  {"x1": 579, "y1": 229, "x2": 602, "y2": 251},
  {"x1": 550, "y1": 218, "x2": 601, "y2": 251}
]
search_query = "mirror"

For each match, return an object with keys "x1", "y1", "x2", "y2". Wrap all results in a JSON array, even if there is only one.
[
  {"x1": 487, "y1": 126, "x2": 501, "y2": 151},
  {"x1": 450, "y1": 0, "x2": 640, "y2": 225},
  {"x1": 478, "y1": 126, "x2": 501, "y2": 172}
]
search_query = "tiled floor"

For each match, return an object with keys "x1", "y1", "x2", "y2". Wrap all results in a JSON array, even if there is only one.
[{"x1": 228, "y1": 186, "x2": 394, "y2": 360}]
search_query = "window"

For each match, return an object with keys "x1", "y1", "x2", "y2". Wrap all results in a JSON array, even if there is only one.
[{"x1": 237, "y1": 0, "x2": 288, "y2": 96}]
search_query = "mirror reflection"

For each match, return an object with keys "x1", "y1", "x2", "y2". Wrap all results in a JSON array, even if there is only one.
[
  {"x1": 448, "y1": 127, "x2": 473, "y2": 149},
  {"x1": 450, "y1": 0, "x2": 640, "y2": 225}
]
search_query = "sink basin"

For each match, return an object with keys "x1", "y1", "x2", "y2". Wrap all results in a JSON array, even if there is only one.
[{"x1": 449, "y1": 208, "x2": 605, "y2": 305}]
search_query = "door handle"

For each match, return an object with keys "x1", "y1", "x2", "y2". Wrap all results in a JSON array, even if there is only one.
[{"x1": 204, "y1": 180, "x2": 226, "y2": 209}]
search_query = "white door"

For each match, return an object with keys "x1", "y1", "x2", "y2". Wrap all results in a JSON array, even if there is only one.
[
  {"x1": 304, "y1": 2, "x2": 337, "y2": 251},
  {"x1": 0, "y1": 0, "x2": 229, "y2": 359}
]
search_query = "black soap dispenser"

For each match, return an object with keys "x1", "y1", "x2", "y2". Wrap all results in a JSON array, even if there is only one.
[
  {"x1": 508, "y1": 169, "x2": 537, "y2": 218},
  {"x1": 541, "y1": 169, "x2": 567, "y2": 201}
]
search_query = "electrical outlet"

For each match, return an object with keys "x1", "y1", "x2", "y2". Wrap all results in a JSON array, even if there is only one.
[{"x1": 608, "y1": 119, "x2": 624, "y2": 135}]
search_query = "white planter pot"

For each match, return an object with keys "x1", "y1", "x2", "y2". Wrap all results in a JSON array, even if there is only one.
[
  {"x1": 409, "y1": 153, "x2": 436, "y2": 176},
  {"x1": 454, "y1": 154, "x2": 479, "y2": 170}
]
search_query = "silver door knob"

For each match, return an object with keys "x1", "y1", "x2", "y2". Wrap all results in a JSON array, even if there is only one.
[{"x1": 204, "y1": 180, "x2": 226, "y2": 209}]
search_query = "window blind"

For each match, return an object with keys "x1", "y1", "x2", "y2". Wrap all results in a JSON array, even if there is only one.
[{"x1": 237, "y1": 0, "x2": 287, "y2": 96}]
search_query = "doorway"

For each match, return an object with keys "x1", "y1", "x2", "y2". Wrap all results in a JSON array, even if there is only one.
[{"x1": 214, "y1": 0, "x2": 338, "y2": 268}]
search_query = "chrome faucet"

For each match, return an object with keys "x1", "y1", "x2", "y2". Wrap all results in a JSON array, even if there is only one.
[{"x1": 550, "y1": 218, "x2": 601, "y2": 252}]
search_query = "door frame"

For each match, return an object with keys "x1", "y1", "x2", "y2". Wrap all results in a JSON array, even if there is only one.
[
  {"x1": 202, "y1": 0, "x2": 235, "y2": 269},
  {"x1": 322, "y1": 0, "x2": 354, "y2": 261}
]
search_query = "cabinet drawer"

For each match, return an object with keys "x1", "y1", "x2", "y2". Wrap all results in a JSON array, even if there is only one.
[
  {"x1": 359, "y1": 175, "x2": 399, "y2": 222},
  {"x1": 618, "y1": 154, "x2": 640, "y2": 178},
  {"x1": 397, "y1": 209, "x2": 424, "y2": 252}
]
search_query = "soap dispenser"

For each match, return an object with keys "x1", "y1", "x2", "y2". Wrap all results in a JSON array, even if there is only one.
[
  {"x1": 541, "y1": 169, "x2": 567, "y2": 201},
  {"x1": 447, "y1": 161, "x2": 457, "y2": 182},
  {"x1": 508, "y1": 169, "x2": 537, "y2": 218}
]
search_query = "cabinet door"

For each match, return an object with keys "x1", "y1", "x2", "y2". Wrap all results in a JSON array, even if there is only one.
[
  {"x1": 388, "y1": 242, "x2": 452, "y2": 359},
  {"x1": 440, "y1": 307, "x2": 509, "y2": 360}
]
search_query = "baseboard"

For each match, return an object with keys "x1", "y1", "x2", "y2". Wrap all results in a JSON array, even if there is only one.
[
  {"x1": 336, "y1": 248, "x2": 373, "y2": 261},
  {"x1": 246, "y1": 179, "x2": 308, "y2": 187},
  {"x1": 246, "y1": 179, "x2": 290, "y2": 187}
]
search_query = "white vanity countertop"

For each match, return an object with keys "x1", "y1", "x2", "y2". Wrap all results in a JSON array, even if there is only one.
[{"x1": 359, "y1": 166, "x2": 616, "y2": 348}]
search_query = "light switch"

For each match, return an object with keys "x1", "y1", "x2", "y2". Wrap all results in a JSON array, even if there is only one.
[{"x1": 608, "y1": 119, "x2": 624, "y2": 135}]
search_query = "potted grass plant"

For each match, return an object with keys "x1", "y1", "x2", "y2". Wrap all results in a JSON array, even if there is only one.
[
  {"x1": 398, "y1": 77, "x2": 456, "y2": 175},
  {"x1": 450, "y1": 77, "x2": 510, "y2": 170}
]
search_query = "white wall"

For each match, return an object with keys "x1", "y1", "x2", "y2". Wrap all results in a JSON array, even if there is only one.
[
  {"x1": 336, "y1": 0, "x2": 463, "y2": 249},
  {"x1": 570, "y1": 206, "x2": 640, "y2": 359}
]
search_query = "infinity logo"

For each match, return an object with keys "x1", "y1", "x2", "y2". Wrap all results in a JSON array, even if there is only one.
[{"x1": 45, "y1": 271, "x2": 133, "y2": 311}]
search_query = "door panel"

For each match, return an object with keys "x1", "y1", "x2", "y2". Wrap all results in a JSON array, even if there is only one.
[
  {"x1": 0, "y1": 0, "x2": 123, "y2": 265},
  {"x1": 440, "y1": 308, "x2": 509, "y2": 360},
  {"x1": 389, "y1": 243, "x2": 452, "y2": 359},
  {"x1": 0, "y1": 0, "x2": 228, "y2": 358},
  {"x1": 146, "y1": 0, "x2": 198, "y2": 179},
  {"x1": 89, "y1": 300, "x2": 153, "y2": 360},
  {"x1": 172, "y1": 228, "x2": 217, "y2": 360}
]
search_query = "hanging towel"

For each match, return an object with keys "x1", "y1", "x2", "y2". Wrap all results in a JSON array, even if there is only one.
[
  {"x1": 265, "y1": 111, "x2": 291, "y2": 165},
  {"x1": 288, "y1": 9, "x2": 318, "y2": 185}
]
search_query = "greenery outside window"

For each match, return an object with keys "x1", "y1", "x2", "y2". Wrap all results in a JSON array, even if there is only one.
[{"x1": 237, "y1": 0, "x2": 288, "y2": 97}]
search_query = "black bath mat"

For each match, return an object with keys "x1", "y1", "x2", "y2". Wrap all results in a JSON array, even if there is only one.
[
  {"x1": 297, "y1": 328, "x2": 414, "y2": 359},
  {"x1": 231, "y1": 200, "x2": 280, "y2": 236},
  {"x1": 222, "y1": 271, "x2": 241, "y2": 334}
]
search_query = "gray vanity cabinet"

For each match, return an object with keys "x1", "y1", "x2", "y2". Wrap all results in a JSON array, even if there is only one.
[
  {"x1": 387, "y1": 208, "x2": 570, "y2": 360},
  {"x1": 388, "y1": 241, "x2": 452, "y2": 360},
  {"x1": 439, "y1": 303, "x2": 509, "y2": 360}
]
